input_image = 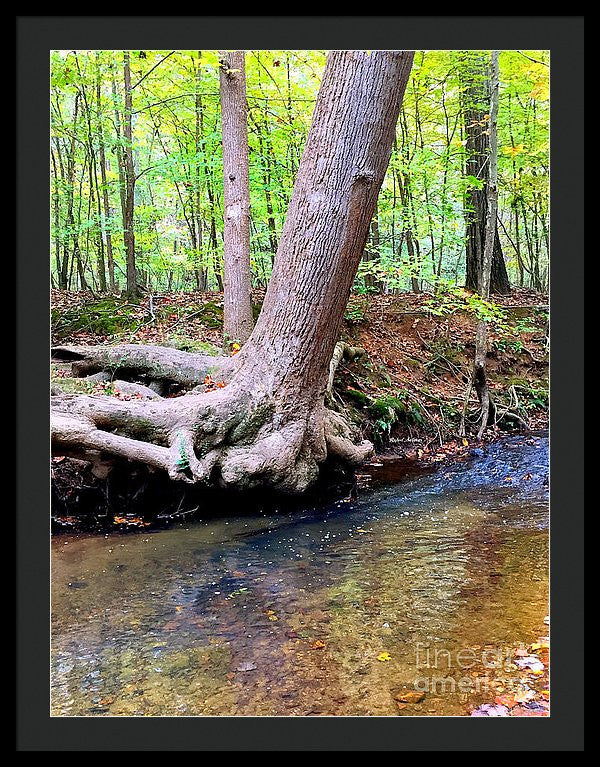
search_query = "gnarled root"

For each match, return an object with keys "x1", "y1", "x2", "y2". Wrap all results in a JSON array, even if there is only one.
[
  {"x1": 326, "y1": 341, "x2": 365, "y2": 401},
  {"x1": 324, "y1": 408, "x2": 373, "y2": 465},
  {"x1": 52, "y1": 343, "x2": 232, "y2": 389},
  {"x1": 52, "y1": 383, "x2": 373, "y2": 495},
  {"x1": 51, "y1": 340, "x2": 372, "y2": 494}
]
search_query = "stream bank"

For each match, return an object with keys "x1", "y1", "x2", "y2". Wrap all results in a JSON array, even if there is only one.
[{"x1": 51, "y1": 288, "x2": 548, "y2": 528}]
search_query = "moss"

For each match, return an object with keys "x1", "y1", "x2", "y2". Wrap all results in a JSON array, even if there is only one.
[
  {"x1": 51, "y1": 376, "x2": 97, "y2": 394},
  {"x1": 505, "y1": 376, "x2": 531, "y2": 389},
  {"x1": 345, "y1": 388, "x2": 371, "y2": 407},
  {"x1": 164, "y1": 335, "x2": 221, "y2": 355},
  {"x1": 228, "y1": 403, "x2": 276, "y2": 443},
  {"x1": 52, "y1": 297, "x2": 139, "y2": 339},
  {"x1": 368, "y1": 395, "x2": 406, "y2": 422},
  {"x1": 191, "y1": 300, "x2": 223, "y2": 329},
  {"x1": 366, "y1": 391, "x2": 426, "y2": 447}
]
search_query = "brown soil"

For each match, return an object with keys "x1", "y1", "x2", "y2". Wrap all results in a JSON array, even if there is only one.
[{"x1": 51, "y1": 288, "x2": 548, "y2": 525}]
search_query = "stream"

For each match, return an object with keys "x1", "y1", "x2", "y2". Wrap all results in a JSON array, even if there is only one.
[{"x1": 51, "y1": 432, "x2": 549, "y2": 716}]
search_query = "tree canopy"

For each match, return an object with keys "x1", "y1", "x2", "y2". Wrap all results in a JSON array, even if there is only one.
[{"x1": 50, "y1": 49, "x2": 549, "y2": 295}]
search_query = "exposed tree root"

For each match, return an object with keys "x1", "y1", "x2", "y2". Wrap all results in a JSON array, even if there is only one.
[
  {"x1": 326, "y1": 341, "x2": 365, "y2": 402},
  {"x1": 52, "y1": 343, "x2": 232, "y2": 389},
  {"x1": 51, "y1": 342, "x2": 371, "y2": 495}
]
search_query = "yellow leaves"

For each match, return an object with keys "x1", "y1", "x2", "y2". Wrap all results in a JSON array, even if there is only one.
[
  {"x1": 377, "y1": 652, "x2": 392, "y2": 662},
  {"x1": 394, "y1": 690, "x2": 425, "y2": 704},
  {"x1": 113, "y1": 515, "x2": 150, "y2": 527},
  {"x1": 265, "y1": 609, "x2": 278, "y2": 622},
  {"x1": 462, "y1": 438, "x2": 469, "y2": 447},
  {"x1": 531, "y1": 640, "x2": 549, "y2": 653},
  {"x1": 230, "y1": 342, "x2": 241, "y2": 355},
  {"x1": 530, "y1": 80, "x2": 549, "y2": 101},
  {"x1": 311, "y1": 640, "x2": 326, "y2": 649},
  {"x1": 495, "y1": 690, "x2": 535, "y2": 709},
  {"x1": 503, "y1": 143, "x2": 526, "y2": 158}
]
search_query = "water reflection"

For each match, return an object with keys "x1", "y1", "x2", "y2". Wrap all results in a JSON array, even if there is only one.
[{"x1": 51, "y1": 434, "x2": 549, "y2": 716}]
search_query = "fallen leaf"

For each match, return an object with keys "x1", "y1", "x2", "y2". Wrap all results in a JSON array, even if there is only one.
[
  {"x1": 235, "y1": 662, "x2": 257, "y2": 672},
  {"x1": 495, "y1": 694, "x2": 519, "y2": 709},
  {"x1": 394, "y1": 690, "x2": 425, "y2": 704},
  {"x1": 470, "y1": 703, "x2": 509, "y2": 717}
]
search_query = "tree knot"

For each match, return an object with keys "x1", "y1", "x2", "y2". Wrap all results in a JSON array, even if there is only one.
[{"x1": 351, "y1": 168, "x2": 376, "y2": 185}]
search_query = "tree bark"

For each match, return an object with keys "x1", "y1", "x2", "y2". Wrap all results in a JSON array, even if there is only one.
[
  {"x1": 52, "y1": 50, "x2": 414, "y2": 494},
  {"x1": 96, "y1": 54, "x2": 116, "y2": 292},
  {"x1": 122, "y1": 52, "x2": 138, "y2": 299},
  {"x1": 219, "y1": 50, "x2": 254, "y2": 344},
  {"x1": 194, "y1": 51, "x2": 208, "y2": 291},
  {"x1": 473, "y1": 51, "x2": 500, "y2": 438},
  {"x1": 461, "y1": 51, "x2": 510, "y2": 295}
]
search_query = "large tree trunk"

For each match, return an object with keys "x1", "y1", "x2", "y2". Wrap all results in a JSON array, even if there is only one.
[
  {"x1": 52, "y1": 50, "x2": 414, "y2": 495},
  {"x1": 219, "y1": 50, "x2": 254, "y2": 344},
  {"x1": 461, "y1": 51, "x2": 510, "y2": 295}
]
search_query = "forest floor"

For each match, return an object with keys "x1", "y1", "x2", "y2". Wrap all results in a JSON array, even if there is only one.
[
  {"x1": 51, "y1": 287, "x2": 548, "y2": 526},
  {"x1": 51, "y1": 285, "x2": 549, "y2": 458}
]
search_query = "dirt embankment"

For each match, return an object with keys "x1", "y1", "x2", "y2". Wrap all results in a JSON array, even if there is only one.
[{"x1": 51, "y1": 288, "x2": 548, "y2": 528}]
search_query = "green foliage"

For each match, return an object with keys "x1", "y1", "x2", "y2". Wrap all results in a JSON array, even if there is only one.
[
  {"x1": 424, "y1": 279, "x2": 508, "y2": 327},
  {"x1": 506, "y1": 378, "x2": 549, "y2": 410},
  {"x1": 51, "y1": 49, "x2": 548, "y2": 294},
  {"x1": 367, "y1": 391, "x2": 423, "y2": 447},
  {"x1": 492, "y1": 337, "x2": 525, "y2": 354},
  {"x1": 174, "y1": 432, "x2": 191, "y2": 472}
]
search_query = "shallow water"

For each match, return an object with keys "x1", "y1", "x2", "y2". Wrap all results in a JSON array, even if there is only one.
[{"x1": 51, "y1": 433, "x2": 549, "y2": 716}]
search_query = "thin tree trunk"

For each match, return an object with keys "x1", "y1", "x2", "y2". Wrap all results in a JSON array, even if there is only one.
[
  {"x1": 194, "y1": 51, "x2": 207, "y2": 291},
  {"x1": 122, "y1": 52, "x2": 138, "y2": 298},
  {"x1": 96, "y1": 54, "x2": 116, "y2": 292},
  {"x1": 51, "y1": 148, "x2": 63, "y2": 288},
  {"x1": 219, "y1": 50, "x2": 254, "y2": 343},
  {"x1": 473, "y1": 51, "x2": 500, "y2": 438},
  {"x1": 65, "y1": 91, "x2": 88, "y2": 290},
  {"x1": 75, "y1": 53, "x2": 107, "y2": 292},
  {"x1": 53, "y1": 138, "x2": 70, "y2": 289}
]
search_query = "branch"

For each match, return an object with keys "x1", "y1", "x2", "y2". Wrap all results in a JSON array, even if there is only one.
[{"x1": 131, "y1": 51, "x2": 175, "y2": 90}]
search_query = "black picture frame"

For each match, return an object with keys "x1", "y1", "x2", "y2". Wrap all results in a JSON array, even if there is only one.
[{"x1": 17, "y1": 16, "x2": 584, "y2": 751}]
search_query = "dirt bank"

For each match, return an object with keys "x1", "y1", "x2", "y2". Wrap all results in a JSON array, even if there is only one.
[{"x1": 51, "y1": 288, "x2": 548, "y2": 528}]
